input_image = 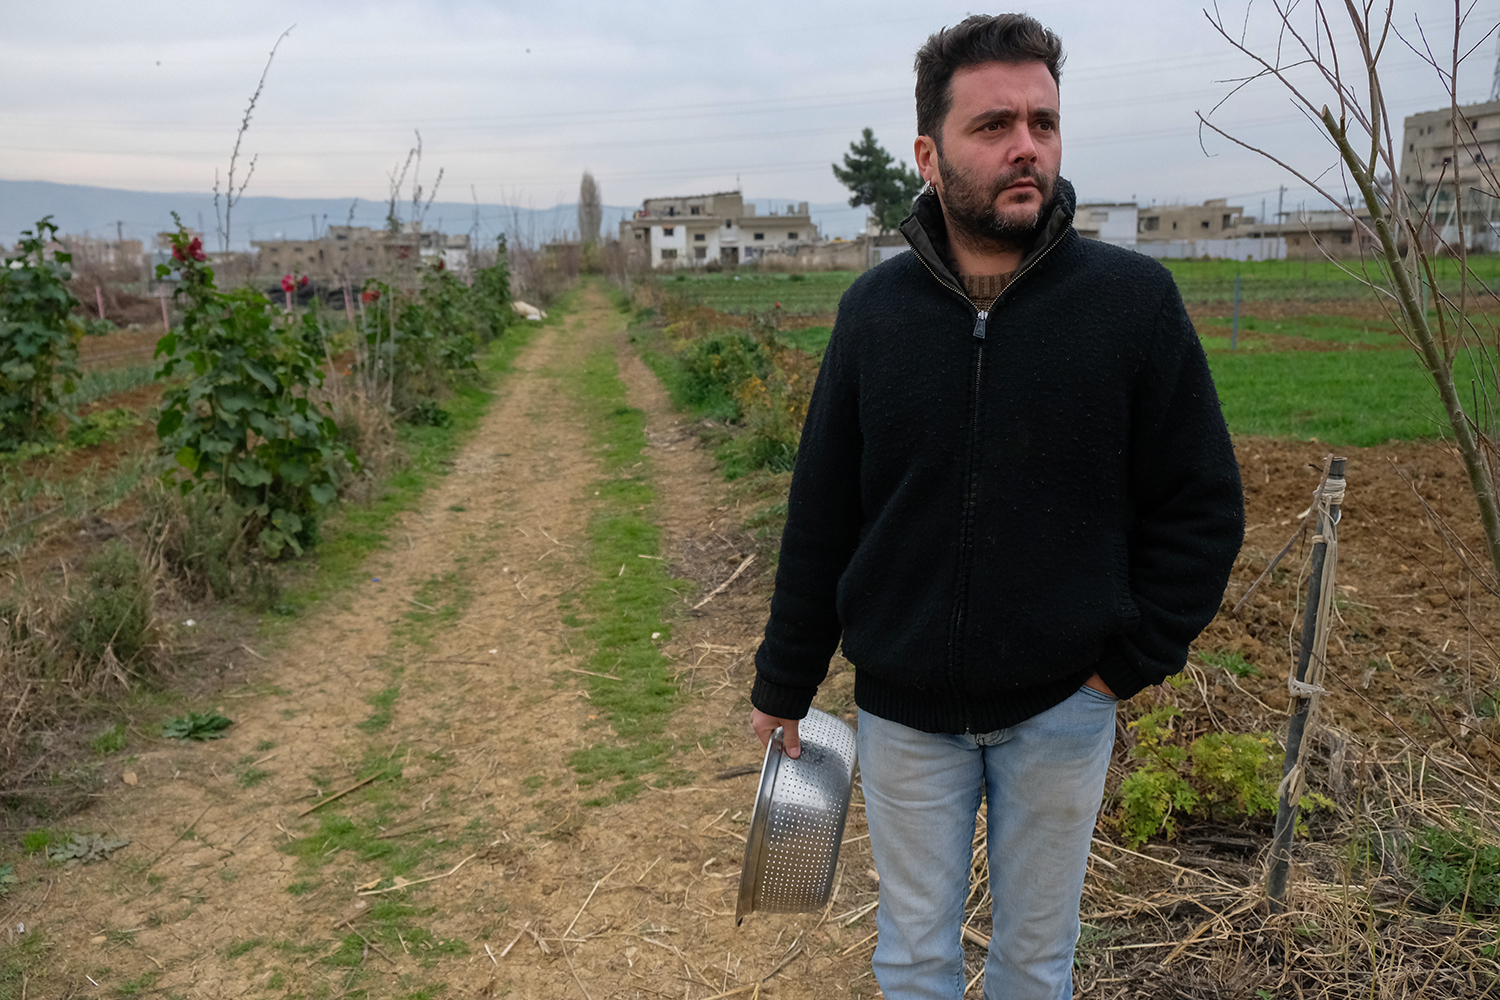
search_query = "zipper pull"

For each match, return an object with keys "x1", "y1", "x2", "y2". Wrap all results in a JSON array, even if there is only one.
[{"x1": 972, "y1": 310, "x2": 988, "y2": 340}]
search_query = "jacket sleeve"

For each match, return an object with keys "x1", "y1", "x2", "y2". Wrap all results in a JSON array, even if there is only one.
[
  {"x1": 751, "y1": 310, "x2": 864, "y2": 720},
  {"x1": 1093, "y1": 287, "x2": 1244, "y2": 700}
]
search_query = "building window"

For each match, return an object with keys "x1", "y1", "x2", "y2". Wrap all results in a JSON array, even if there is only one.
[
  {"x1": 1142, "y1": 217, "x2": 1159, "y2": 231},
  {"x1": 787, "y1": 232, "x2": 798, "y2": 240},
  {"x1": 754, "y1": 233, "x2": 765, "y2": 241},
  {"x1": 663, "y1": 227, "x2": 675, "y2": 236},
  {"x1": 1201, "y1": 220, "x2": 1211, "y2": 229},
  {"x1": 690, "y1": 206, "x2": 700, "y2": 215},
  {"x1": 1339, "y1": 233, "x2": 1353, "y2": 244},
  {"x1": 694, "y1": 246, "x2": 707, "y2": 259},
  {"x1": 1221, "y1": 214, "x2": 1233, "y2": 228},
  {"x1": 1409, "y1": 143, "x2": 1415, "y2": 151},
  {"x1": 694, "y1": 234, "x2": 706, "y2": 242},
  {"x1": 1171, "y1": 221, "x2": 1178, "y2": 230},
  {"x1": 660, "y1": 248, "x2": 677, "y2": 259},
  {"x1": 725, "y1": 219, "x2": 733, "y2": 228},
  {"x1": 634, "y1": 232, "x2": 642, "y2": 240}
]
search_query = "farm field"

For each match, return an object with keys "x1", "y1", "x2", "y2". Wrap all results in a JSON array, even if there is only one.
[{"x1": 0, "y1": 277, "x2": 1498, "y2": 997}]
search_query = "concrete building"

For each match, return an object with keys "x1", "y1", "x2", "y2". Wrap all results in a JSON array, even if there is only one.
[
  {"x1": 1074, "y1": 202, "x2": 1137, "y2": 246},
  {"x1": 1235, "y1": 209, "x2": 1373, "y2": 259},
  {"x1": 620, "y1": 191, "x2": 817, "y2": 269},
  {"x1": 249, "y1": 225, "x2": 468, "y2": 284},
  {"x1": 1399, "y1": 98, "x2": 1500, "y2": 250},
  {"x1": 1137, "y1": 199, "x2": 1246, "y2": 241}
]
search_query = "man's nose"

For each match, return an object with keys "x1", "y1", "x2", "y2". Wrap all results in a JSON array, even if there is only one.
[{"x1": 1009, "y1": 127, "x2": 1039, "y2": 164}]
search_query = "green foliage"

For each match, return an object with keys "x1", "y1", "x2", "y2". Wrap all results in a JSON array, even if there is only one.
[
  {"x1": 1198, "y1": 649, "x2": 1260, "y2": 678},
  {"x1": 406, "y1": 401, "x2": 452, "y2": 428},
  {"x1": 161, "y1": 710, "x2": 233, "y2": 741},
  {"x1": 1409, "y1": 818, "x2": 1500, "y2": 913},
  {"x1": 831, "y1": 128, "x2": 924, "y2": 232},
  {"x1": 0, "y1": 218, "x2": 83, "y2": 450},
  {"x1": 65, "y1": 407, "x2": 141, "y2": 449},
  {"x1": 1115, "y1": 706, "x2": 1293, "y2": 847},
  {"x1": 91, "y1": 723, "x2": 127, "y2": 755},
  {"x1": 20, "y1": 830, "x2": 56, "y2": 855},
  {"x1": 60, "y1": 541, "x2": 153, "y2": 673},
  {"x1": 0, "y1": 863, "x2": 15, "y2": 897},
  {"x1": 671, "y1": 331, "x2": 771, "y2": 421},
  {"x1": 153, "y1": 218, "x2": 353, "y2": 558},
  {"x1": 48, "y1": 833, "x2": 130, "y2": 863}
]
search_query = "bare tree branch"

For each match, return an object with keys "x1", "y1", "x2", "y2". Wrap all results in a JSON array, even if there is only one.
[{"x1": 214, "y1": 25, "x2": 293, "y2": 253}]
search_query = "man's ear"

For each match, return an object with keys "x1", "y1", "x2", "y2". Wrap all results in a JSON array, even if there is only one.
[{"x1": 914, "y1": 134, "x2": 941, "y2": 187}]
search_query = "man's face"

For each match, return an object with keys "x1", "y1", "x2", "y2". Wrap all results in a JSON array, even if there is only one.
[{"x1": 917, "y1": 60, "x2": 1062, "y2": 254}]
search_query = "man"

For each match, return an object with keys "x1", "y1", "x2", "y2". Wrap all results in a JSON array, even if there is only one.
[{"x1": 749, "y1": 13, "x2": 1244, "y2": 1000}]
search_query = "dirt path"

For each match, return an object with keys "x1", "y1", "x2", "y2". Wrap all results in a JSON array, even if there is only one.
[{"x1": 3, "y1": 284, "x2": 877, "y2": 999}]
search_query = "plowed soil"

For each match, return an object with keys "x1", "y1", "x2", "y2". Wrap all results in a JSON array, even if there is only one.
[{"x1": 2, "y1": 283, "x2": 1497, "y2": 998}]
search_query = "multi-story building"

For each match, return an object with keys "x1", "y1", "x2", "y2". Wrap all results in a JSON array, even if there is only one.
[
  {"x1": 251, "y1": 225, "x2": 470, "y2": 285},
  {"x1": 1137, "y1": 199, "x2": 1246, "y2": 240},
  {"x1": 619, "y1": 191, "x2": 817, "y2": 269},
  {"x1": 1399, "y1": 99, "x2": 1500, "y2": 250}
]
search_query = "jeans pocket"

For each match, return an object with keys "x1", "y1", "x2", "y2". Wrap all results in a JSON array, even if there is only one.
[{"x1": 1077, "y1": 683, "x2": 1119, "y2": 704}]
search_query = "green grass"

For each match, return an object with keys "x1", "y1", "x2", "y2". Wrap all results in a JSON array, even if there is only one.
[
  {"x1": 777, "y1": 325, "x2": 833, "y2": 354},
  {"x1": 563, "y1": 326, "x2": 690, "y2": 801},
  {"x1": 1197, "y1": 314, "x2": 1404, "y2": 348},
  {"x1": 1161, "y1": 254, "x2": 1500, "y2": 303},
  {"x1": 1206, "y1": 347, "x2": 1480, "y2": 446},
  {"x1": 62, "y1": 363, "x2": 160, "y2": 408},
  {"x1": 667, "y1": 270, "x2": 858, "y2": 314}
]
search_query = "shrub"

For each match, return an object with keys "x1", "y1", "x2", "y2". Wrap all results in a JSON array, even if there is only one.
[
  {"x1": 1114, "y1": 705, "x2": 1326, "y2": 847},
  {"x1": 55, "y1": 541, "x2": 157, "y2": 687},
  {"x1": 154, "y1": 219, "x2": 353, "y2": 558},
  {"x1": 0, "y1": 217, "x2": 83, "y2": 450}
]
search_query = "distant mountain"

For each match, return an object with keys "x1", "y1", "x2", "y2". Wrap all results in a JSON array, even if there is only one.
[{"x1": 0, "y1": 179, "x2": 873, "y2": 250}]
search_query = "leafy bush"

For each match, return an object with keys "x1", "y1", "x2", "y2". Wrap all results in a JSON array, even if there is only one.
[
  {"x1": 154, "y1": 220, "x2": 354, "y2": 558},
  {"x1": 1114, "y1": 705, "x2": 1326, "y2": 847},
  {"x1": 673, "y1": 331, "x2": 771, "y2": 421},
  {"x1": 1409, "y1": 818, "x2": 1500, "y2": 913},
  {"x1": 0, "y1": 217, "x2": 83, "y2": 450},
  {"x1": 1198, "y1": 649, "x2": 1260, "y2": 677}
]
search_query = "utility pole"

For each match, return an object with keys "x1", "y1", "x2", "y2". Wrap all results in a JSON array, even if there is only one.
[
  {"x1": 1490, "y1": 30, "x2": 1500, "y2": 102},
  {"x1": 1277, "y1": 185, "x2": 1286, "y2": 221},
  {"x1": 116, "y1": 220, "x2": 124, "y2": 244}
]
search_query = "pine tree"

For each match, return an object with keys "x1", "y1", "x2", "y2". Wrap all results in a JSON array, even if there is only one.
[{"x1": 831, "y1": 129, "x2": 924, "y2": 233}]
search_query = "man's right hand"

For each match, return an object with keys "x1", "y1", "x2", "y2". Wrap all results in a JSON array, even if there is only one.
[{"x1": 751, "y1": 708, "x2": 802, "y2": 759}]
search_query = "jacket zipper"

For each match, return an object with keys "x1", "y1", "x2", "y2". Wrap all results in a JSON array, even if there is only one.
[{"x1": 909, "y1": 229, "x2": 1067, "y2": 732}]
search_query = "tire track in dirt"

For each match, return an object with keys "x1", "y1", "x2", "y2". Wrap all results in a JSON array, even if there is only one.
[{"x1": 8, "y1": 284, "x2": 881, "y2": 998}]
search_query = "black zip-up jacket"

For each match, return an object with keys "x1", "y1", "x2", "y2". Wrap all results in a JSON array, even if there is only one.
[{"x1": 750, "y1": 180, "x2": 1244, "y2": 734}]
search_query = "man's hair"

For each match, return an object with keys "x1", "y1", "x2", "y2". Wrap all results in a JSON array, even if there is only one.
[{"x1": 914, "y1": 14, "x2": 1064, "y2": 146}]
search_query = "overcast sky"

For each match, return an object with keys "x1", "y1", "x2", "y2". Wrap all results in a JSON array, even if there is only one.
[{"x1": 3, "y1": 1, "x2": 1496, "y2": 226}]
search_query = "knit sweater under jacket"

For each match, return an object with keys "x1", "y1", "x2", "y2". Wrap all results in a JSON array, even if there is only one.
[{"x1": 750, "y1": 180, "x2": 1245, "y2": 734}]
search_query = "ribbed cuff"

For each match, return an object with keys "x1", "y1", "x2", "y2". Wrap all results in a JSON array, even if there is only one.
[
  {"x1": 750, "y1": 674, "x2": 817, "y2": 721},
  {"x1": 1091, "y1": 643, "x2": 1155, "y2": 701}
]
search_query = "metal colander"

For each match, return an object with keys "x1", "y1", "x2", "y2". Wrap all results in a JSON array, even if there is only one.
[{"x1": 736, "y1": 707, "x2": 858, "y2": 925}]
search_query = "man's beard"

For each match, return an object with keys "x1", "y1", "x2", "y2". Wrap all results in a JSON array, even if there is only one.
[{"x1": 934, "y1": 154, "x2": 1057, "y2": 257}]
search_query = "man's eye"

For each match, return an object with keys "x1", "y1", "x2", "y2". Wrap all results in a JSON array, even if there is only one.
[{"x1": 984, "y1": 122, "x2": 1000, "y2": 131}]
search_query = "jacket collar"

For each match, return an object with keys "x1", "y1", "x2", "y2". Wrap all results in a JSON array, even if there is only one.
[{"x1": 900, "y1": 176, "x2": 1077, "y2": 296}]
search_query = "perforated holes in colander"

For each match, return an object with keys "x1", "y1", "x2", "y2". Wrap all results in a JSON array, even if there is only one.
[{"x1": 750, "y1": 709, "x2": 857, "y2": 915}]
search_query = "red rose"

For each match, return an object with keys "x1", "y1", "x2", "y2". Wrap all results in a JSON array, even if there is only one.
[
  {"x1": 281, "y1": 274, "x2": 295, "y2": 293},
  {"x1": 298, "y1": 275, "x2": 308, "y2": 287},
  {"x1": 436, "y1": 259, "x2": 446, "y2": 271},
  {"x1": 361, "y1": 289, "x2": 380, "y2": 303},
  {"x1": 172, "y1": 244, "x2": 185, "y2": 262},
  {"x1": 188, "y1": 237, "x2": 206, "y2": 262},
  {"x1": 774, "y1": 301, "x2": 782, "y2": 308}
]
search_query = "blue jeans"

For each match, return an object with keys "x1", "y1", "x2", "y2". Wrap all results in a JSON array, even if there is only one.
[{"x1": 856, "y1": 685, "x2": 1118, "y2": 1000}]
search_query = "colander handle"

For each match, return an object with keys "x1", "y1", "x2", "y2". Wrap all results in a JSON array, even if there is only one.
[{"x1": 768, "y1": 726, "x2": 786, "y2": 757}]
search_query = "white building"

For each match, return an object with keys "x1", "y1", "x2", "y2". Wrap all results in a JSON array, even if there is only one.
[
  {"x1": 1074, "y1": 202, "x2": 1138, "y2": 247},
  {"x1": 620, "y1": 191, "x2": 817, "y2": 269}
]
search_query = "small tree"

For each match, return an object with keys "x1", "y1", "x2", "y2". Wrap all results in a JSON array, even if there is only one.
[
  {"x1": 832, "y1": 128, "x2": 924, "y2": 233},
  {"x1": 1202, "y1": 1, "x2": 1500, "y2": 586}
]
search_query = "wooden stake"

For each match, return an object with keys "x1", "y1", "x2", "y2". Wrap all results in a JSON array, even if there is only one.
[{"x1": 297, "y1": 774, "x2": 380, "y2": 817}]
